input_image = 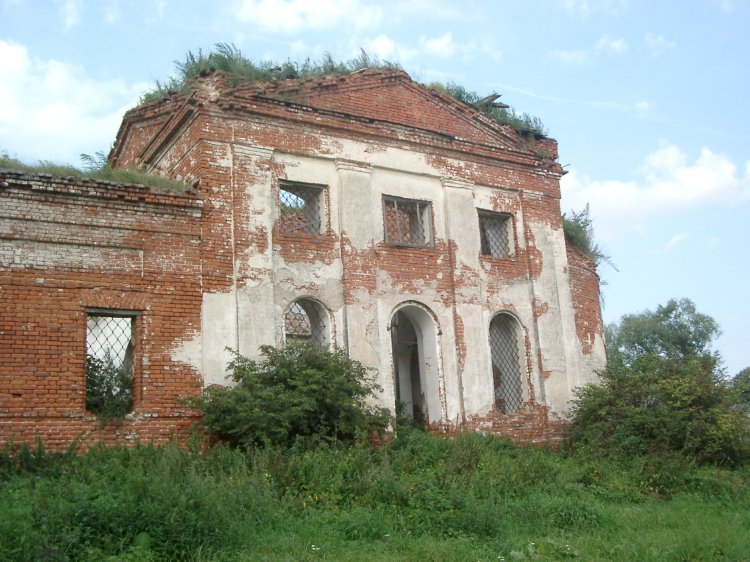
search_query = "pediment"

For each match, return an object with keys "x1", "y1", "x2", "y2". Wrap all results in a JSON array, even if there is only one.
[{"x1": 239, "y1": 70, "x2": 524, "y2": 149}]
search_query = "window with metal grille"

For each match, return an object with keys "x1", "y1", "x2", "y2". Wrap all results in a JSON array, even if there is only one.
[
  {"x1": 489, "y1": 313, "x2": 525, "y2": 414},
  {"x1": 479, "y1": 211, "x2": 513, "y2": 259},
  {"x1": 283, "y1": 299, "x2": 329, "y2": 347},
  {"x1": 278, "y1": 183, "x2": 325, "y2": 235},
  {"x1": 383, "y1": 196, "x2": 432, "y2": 247},
  {"x1": 85, "y1": 310, "x2": 138, "y2": 417}
]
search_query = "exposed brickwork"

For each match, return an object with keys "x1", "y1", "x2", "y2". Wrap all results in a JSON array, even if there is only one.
[
  {"x1": 565, "y1": 238, "x2": 604, "y2": 355},
  {"x1": 1, "y1": 172, "x2": 204, "y2": 448},
  {"x1": 2, "y1": 69, "x2": 605, "y2": 449}
]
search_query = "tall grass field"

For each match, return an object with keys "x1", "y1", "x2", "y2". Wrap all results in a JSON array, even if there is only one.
[{"x1": 1, "y1": 431, "x2": 747, "y2": 561}]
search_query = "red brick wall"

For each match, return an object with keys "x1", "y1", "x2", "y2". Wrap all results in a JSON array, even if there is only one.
[
  {"x1": 0, "y1": 171, "x2": 205, "y2": 449},
  {"x1": 565, "y1": 239, "x2": 604, "y2": 355}
]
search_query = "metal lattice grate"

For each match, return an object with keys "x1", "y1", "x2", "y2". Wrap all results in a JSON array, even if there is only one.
[
  {"x1": 489, "y1": 314, "x2": 524, "y2": 413},
  {"x1": 86, "y1": 314, "x2": 134, "y2": 416},
  {"x1": 86, "y1": 315, "x2": 134, "y2": 371},
  {"x1": 279, "y1": 184, "x2": 323, "y2": 234},
  {"x1": 479, "y1": 212, "x2": 512, "y2": 258},
  {"x1": 284, "y1": 300, "x2": 328, "y2": 347},
  {"x1": 383, "y1": 197, "x2": 431, "y2": 247}
]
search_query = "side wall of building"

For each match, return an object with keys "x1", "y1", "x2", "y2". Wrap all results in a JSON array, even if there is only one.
[{"x1": 0, "y1": 172, "x2": 205, "y2": 448}]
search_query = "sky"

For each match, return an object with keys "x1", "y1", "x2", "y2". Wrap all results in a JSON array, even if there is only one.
[{"x1": 1, "y1": 0, "x2": 748, "y2": 376}]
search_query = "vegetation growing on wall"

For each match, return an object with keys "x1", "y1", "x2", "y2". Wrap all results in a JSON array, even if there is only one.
[
  {"x1": 0, "y1": 151, "x2": 190, "y2": 191},
  {"x1": 429, "y1": 81, "x2": 547, "y2": 137},
  {"x1": 139, "y1": 43, "x2": 548, "y2": 137},
  {"x1": 562, "y1": 204, "x2": 614, "y2": 270}
]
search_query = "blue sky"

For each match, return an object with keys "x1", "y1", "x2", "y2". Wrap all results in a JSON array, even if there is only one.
[{"x1": 1, "y1": 0, "x2": 748, "y2": 375}]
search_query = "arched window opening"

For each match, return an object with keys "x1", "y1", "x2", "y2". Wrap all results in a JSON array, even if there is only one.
[
  {"x1": 284, "y1": 298, "x2": 330, "y2": 347},
  {"x1": 489, "y1": 313, "x2": 525, "y2": 414}
]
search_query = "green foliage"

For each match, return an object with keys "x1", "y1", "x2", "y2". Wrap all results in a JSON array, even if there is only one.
[
  {"x1": 85, "y1": 355, "x2": 133, "y2": 420},
  {"x1": 610, "y1": 298, "x2": 721, "y2": 365},
  {"x1": 140, "y1": 43, "x2": 401, "y2": 104},
  {"x1": 190, "y1": 343, "x2": 391, "y2": 447},
  {"x1": 571, "y1": 298, "x2": 750, "y2": 466},
  {"x1": 731, "y1": 367, "x2": 750, "y2": 412},
  {"x1": 139, "y1": 44, "x2": 548, "y2": 137},
  {"x1": 0, "y1": 436, "x2": 748, "y2": 561},
  {"x1": 0, "y1": 151, "x2": 189, "y2": 191},
  {"x1": 429, "y1": 81, "x2": 548, "y2": 137},
  {"x1": 562, "y1": 203, "x2": 614, "y2": 269}
]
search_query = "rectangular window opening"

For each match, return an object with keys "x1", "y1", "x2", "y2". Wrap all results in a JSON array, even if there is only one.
[
  {"x1": 85, "y1": 311, "x2": 137, "y2": 418},
  {"x1": 383, "y1": 196, "x2": 433, "y2": 247},
  {"x1": 479, "y1": 211, "x2": 514, "y2": 259},
  {"x1": 278, "y1": 183, "x2": 325, "y2": 235}
]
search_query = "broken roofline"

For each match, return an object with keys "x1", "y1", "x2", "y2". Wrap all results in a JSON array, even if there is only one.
[{"x1": 112, "y1": 69, "x2": 560, "y2": 173}]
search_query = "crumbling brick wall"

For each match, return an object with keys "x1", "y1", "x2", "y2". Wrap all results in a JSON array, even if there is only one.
[
  {"x1": 0, "y1": 171, "x2": 205, "y2": 448},
  {"x1": 2, "y1": 69, "x2": 606, "y2": 449}
]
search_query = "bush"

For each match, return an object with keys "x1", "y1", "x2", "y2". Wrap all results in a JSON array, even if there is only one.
[
  {"x1": 190, "y1": 343, "x2": 391, "y2": 448},
  {"x1": 85, "y1": 355, "x2": 133, "y2": 420},
  {"x1": 570, "y1": 299, "x2": 749, "y2": 466}
]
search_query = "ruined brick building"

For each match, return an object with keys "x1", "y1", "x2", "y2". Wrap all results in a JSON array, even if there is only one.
[{"x1": 0, "y1": 68, "x2": 605, "y2": 448}]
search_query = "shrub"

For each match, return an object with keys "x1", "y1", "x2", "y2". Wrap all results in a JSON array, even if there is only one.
[
  {"x1": 570, "y1": 299, "x2": 749, "y2": 466},
  {"x1": 190, "y1": 343, "x2": 391, "y2": 448},
  {"x1": 85, "y1": 355, "x2": 133, "y2": 420}
]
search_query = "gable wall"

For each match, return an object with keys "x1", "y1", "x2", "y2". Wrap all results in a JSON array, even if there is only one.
[{"x1": 126, "y1": 100, "x2": 603, "y2": 443}]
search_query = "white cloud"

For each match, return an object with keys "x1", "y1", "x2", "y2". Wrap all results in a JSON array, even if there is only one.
[
  {"x1": 658, "y1": 232, "x2": 688, "y2": 254},
  {"x1": 234, "y1": 0, "x2": 382, "y2": 33},
  {"x1": 0, "y1": 40, "x2": 149, "y2": 164},
  {"x1": 563, "y1": 0, "x2": 628, "y2": 17},
  {"x1": 713, "y1": 0, "x2": 738, "y2": 13},
  {"x1": 550, "y1": 49, "x2": 588, "y2": 65},
  {"x1": 364, "y1": 34, "x2": 418, "y2": 62},
  {"x1": 419, "y1": 32, "x2": 456, "y2": 58},
  {"x1": 57, "y1": 0, "x2": 82, "y2": 31},
  {"x1": 596, "y1": 35, "x2": 628, "y2": 53},
  {"x1": 705, "y1": 236, "x2": 721, "y2": 250},
  {"x1": 102, "y1": 0, "x2": 121, "y2": 24},
  {"x1": 561, "y1": 143, "x2": 750, "y2": 241},
  {"x1": 644, "y1": 33, "x2": 676, "y2": 57},
  {"x1": 145, "y1": 0, "x2": 167, "y2": 23},
  {"x1": 551, "y1": 34, "x2": 629, "y2": 66}
]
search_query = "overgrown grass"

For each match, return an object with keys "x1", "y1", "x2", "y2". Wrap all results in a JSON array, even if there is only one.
[
  {"x1": 1, "y1": 431, "x2": 747, "y2": 561},
  {"x1": 140, "y1": 43, "x2": 401, "y2": 104},
  {"x1": 140, "y1": 43, "x2": 548, "y2": 137},
  {"x1": 0, "y1": 153, "x2": 190, "y2": 191}
]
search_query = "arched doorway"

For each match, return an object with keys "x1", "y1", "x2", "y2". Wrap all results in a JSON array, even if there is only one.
[{"x1": 390, "y1": 304, "x2": 443, "y2": 424}]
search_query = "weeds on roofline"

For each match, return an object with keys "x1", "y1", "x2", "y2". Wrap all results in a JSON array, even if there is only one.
[
  {"x1": 0, "y1": 151, "x2": 190, "y2": 191},
  {"x1": 139, "y1": 43, "x2": 548, "y2": 137}
]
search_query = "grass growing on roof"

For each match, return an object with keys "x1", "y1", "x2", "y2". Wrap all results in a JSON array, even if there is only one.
[{"x1": 0, "y1": 151, "x2": 191, "y2": 191}]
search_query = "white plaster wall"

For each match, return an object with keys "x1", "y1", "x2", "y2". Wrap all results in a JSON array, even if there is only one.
[{"x1": 171, "y1": 125, "x2": 602, "y2": 421}]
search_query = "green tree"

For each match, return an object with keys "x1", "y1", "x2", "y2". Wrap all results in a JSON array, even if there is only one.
[
  {"x1": 190, "y1": 343, "x2": 391, "y2": 448},
  {"x1": 571, "y1": 299, "x2": 749, "y2": 466},
  {"x1": 731, "y1": 367, "x2": 750, "y2": 412}
]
